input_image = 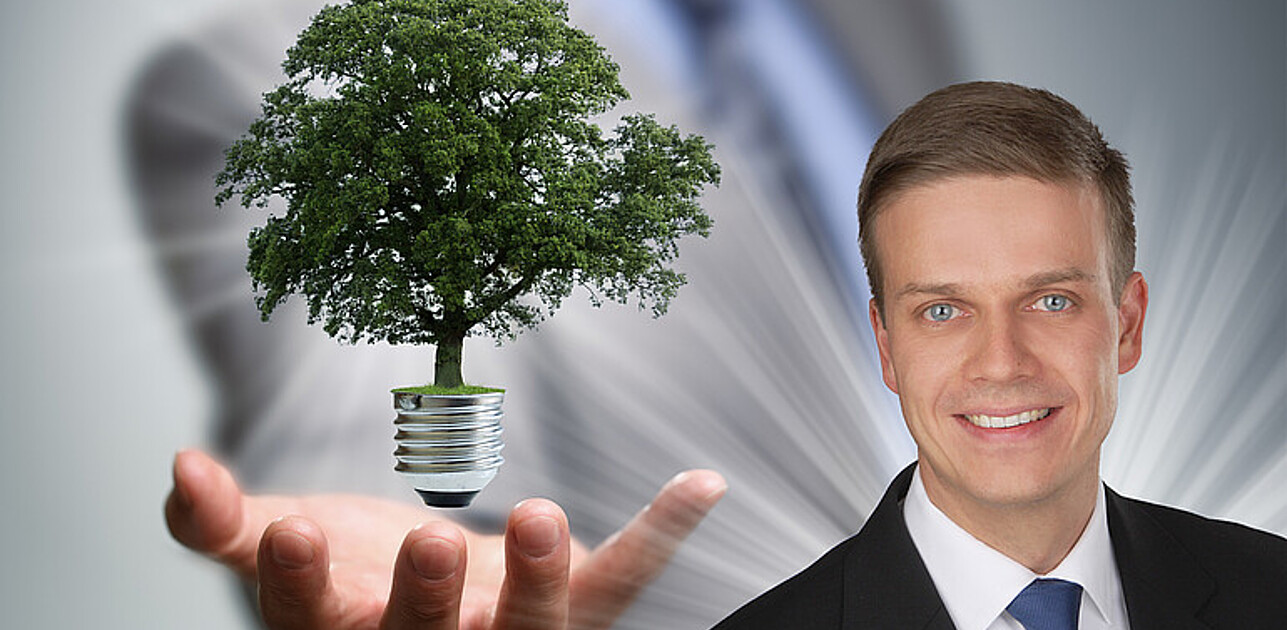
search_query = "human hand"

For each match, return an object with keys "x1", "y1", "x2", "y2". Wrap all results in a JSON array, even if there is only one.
[{"x1": 165, "y1": 449, "x2": 726, "y2": 629}]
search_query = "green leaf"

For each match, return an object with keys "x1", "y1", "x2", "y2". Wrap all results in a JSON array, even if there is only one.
[{"x1": 215, "y1": 0, "x2": 720, "y2": 375}]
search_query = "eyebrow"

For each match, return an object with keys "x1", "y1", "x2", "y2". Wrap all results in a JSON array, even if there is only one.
[
  {"x1": 895, "y1": 281, "x2": 963, "y2": 300},
  {"x1": 893, "y1": 268, "x2": 1097, "y2": 301},
  {"x1": 1022, "y1": 268, "x2": 1097, "y2": 290}
]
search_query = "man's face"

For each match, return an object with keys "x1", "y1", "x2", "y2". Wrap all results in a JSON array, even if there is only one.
[{"x1": 870, "y1": 175, "x2": 1147, "y2": 514}]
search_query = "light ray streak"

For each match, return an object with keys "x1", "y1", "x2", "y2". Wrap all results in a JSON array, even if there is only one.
[{"x1": 133, "y1": 94, "x2": 255, "y2": 144}]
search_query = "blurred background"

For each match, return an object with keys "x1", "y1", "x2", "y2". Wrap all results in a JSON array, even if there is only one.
[{"x1": 1, "y1": 0, "x2": 1282, "y2": 628}]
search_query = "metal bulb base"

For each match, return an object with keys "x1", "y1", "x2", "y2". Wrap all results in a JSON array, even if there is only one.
[{"x1": 392, "y1": 391, "x2": 505, "y2": 508}]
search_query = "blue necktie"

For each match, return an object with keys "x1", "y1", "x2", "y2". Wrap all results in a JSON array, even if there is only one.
[{"x1": 1007, "y1": 578, "x2": 1083, "y2": 630}]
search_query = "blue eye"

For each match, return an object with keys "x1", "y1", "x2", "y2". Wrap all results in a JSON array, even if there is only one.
[
  {"x1": 1037, "y1": 294, "x2": 1071, "y2": 312},
  {"x1": 923, "y1": 303, "x2": 957, "y2": 322}
]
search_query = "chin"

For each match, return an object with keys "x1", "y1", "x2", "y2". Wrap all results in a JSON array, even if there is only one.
[{"x1": 968, "y1": 457, "x2": 1097, "y2": 509}]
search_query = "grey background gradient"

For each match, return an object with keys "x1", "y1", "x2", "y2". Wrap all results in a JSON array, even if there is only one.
[{"x1": 1, "y1": 1, "x2": 1282, "y2": 628}]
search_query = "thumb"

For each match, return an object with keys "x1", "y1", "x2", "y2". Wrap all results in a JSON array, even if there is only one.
[
  {"x1": 568, "y1": 469, "x2": 727, "y2": 629},
  {"x1": 164, "y1": 448, "x2": 258, "y2": 578}
]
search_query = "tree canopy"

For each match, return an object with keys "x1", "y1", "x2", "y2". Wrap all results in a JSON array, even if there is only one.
[{"x1": 216, "y1": 0, "x2": 720, "y2": 387}]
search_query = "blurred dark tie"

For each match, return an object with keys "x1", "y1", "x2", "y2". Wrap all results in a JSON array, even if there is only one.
[{"x1": 1007, "y1": 578, "x2": 1083, "y2": 630}]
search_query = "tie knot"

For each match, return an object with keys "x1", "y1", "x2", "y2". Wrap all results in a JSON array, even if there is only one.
[{"x1": 1007, "y1": 578, "x2": 1083, "y2": 630}]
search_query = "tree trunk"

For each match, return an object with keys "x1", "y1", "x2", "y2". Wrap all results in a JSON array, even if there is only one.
[{"x1": 434, "y1": 332, "x2": 465, "y2": 388}]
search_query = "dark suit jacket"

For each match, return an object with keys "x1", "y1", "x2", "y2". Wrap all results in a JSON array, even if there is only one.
[{"x1": 714, "y1": 463, "x2": 1287, "y2": 629}]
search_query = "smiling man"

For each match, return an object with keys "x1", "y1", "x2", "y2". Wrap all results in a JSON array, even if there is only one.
[{"x1": 715, "y1": 82, "x2": 1287, "y2": 629}]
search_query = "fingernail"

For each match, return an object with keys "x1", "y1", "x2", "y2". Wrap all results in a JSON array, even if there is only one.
[
  {"x1": 700, "y1": 477, "x2": 729, "y2": 503},
  {"x1": 675, "y1": 471, "x2": 728, "y2": 504},
  {"x1": 410, "y1": 537, "x2": 459, "y2": 581},
  {"x1": 515, "y1": 516, "x2": 560, "y2": 558},
  {"x1": 270, "y1": 530, "x2": 315, "y2": 569}
]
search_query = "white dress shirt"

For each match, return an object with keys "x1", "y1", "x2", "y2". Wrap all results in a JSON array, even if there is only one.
[{"x1": 903, "y1": 468, "x2": 1131, "y2": 630}]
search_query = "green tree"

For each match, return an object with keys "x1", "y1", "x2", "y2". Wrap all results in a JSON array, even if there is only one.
[{"x1": 216, "y1": 0, "x2": 720, "y2": 388}]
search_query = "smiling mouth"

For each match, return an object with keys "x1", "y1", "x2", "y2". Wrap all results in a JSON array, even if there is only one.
[{"x1": 962, "y1": 408, "x2": 1052, "y2": 429}]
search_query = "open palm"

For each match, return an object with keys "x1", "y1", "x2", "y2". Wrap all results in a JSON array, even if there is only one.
[{"x1": 165, "y1": 450, "x2": 725, "y2": 629}]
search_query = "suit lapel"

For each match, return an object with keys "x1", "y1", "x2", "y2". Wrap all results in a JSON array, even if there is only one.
[
  {"x1": 834, "y1": 471, "x2": 1220, "y2": 629},
  {"x1": 1106, "y1": 487, "x2": 1214, "y2": 630},
  {"x1": 842, "y1": 464, "x2": 955, "y2": 629}
]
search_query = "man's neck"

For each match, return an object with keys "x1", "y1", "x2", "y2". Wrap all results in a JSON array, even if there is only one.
[{"x1": 918, "y1": 463, "x2": 1099, "y2": 574}]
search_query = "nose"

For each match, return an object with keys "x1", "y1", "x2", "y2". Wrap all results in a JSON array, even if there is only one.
[{"x1": 965, "y1": 312, "x2": 1036, "y2": 383}]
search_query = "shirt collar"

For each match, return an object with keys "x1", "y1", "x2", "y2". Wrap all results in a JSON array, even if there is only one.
[
  {"x1": 1043, "y1": 479, "x2": 1125, "y2": 627},
  {"x1": 902, "y1": 466, "x2": 1127, "y2": 630}
]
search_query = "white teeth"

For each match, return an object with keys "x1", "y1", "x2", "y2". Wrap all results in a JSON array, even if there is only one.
[{"x1": 965, "y1": 408, "x2": 1051, "y2": 429}]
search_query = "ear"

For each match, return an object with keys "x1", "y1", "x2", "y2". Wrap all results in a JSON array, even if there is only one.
[
  {"x1": 869, "y1": 299, "x2": 900, "y2": 394},
  {"x1": 1116, "y1": 271, "x2": 1148, "y2": 374}
]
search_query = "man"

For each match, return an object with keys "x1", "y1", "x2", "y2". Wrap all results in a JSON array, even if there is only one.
[{"x1": 714, "y1": 81, "x2": 1287, "y2": 628}]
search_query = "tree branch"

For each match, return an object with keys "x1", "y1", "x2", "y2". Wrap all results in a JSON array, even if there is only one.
[{"x1": 467, "y1": 273, "x2": 537, "y2": 327}]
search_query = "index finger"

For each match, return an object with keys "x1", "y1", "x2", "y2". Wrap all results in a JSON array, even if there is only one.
[{"x1": 568, "y1": 469, "x2": 727, "y2": 629}]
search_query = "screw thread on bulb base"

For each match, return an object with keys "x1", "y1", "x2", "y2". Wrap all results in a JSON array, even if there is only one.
[{"x1": 393, "y1": 391, "x2": 505, "y2": 508}]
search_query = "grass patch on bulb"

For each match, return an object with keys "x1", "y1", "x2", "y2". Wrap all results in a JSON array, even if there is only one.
[{"x1": 392, "y1": 384, "x2": 506, "y2": 396}]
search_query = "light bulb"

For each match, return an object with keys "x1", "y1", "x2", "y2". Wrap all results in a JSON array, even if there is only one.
[{"x1": 393, "y1": 391, "x2": 505, "y2": 508}]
